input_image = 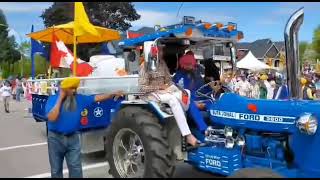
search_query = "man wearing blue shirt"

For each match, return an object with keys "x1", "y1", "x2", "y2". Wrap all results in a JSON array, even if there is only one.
[{"x1": 45, "y1": 77, "x2": 123, "y2": 178}]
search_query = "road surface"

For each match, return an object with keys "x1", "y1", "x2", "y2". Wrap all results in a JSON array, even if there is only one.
[{"x1": 0, "y1": 99, "x2": 217, "y2": 178}]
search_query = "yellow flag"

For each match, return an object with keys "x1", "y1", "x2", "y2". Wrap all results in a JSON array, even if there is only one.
[{"x1": 74, "y1": 2, "x2": 99, "y2": 37}]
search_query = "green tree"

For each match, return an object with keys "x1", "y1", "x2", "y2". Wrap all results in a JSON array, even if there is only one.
[
  {"x1": 313, "y1": 25, "x2": 320, "y2": 60},
  {"x1": 299, "y1": 42, "x2": 308, "y2": 62},
  {"x1": 302, "y1": 44, "x2": 317, "y2": 64},
  {"x1": 41, "y1": 2, "x2": 140, "y2": 32},
  {"x1": 34, "y1": 55, "x2": 50, "y2": 75},
  {"x1": 0, "y1": 9, "x2": 20, "y2": 65},
  {"x1": 40, "y1": 2, "x2": 140, "y2": 60}
]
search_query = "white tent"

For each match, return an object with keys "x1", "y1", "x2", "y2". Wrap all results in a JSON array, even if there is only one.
[{"x1": 236, "y1": 51, "x2": 270, "y2": 71}]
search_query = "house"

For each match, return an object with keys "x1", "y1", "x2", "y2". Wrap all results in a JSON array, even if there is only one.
[{"x1": 236, "y1": 39, "x2": 285, "y2": 69}]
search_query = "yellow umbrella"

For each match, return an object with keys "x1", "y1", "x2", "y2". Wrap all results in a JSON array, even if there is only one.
[
  {"x1": 27, "y1": 2, "x2": 121, "y2": 76},
  {"x1": 26, "y1": 21, "x2": 121, "y2": 44},
  {"x1": 26, "y1": 21, "x2": 121, "y2": 76}
]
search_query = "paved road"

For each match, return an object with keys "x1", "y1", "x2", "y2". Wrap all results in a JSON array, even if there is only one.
[{"x1": 0, "y1": 99, "x2": 217, "y2": 178}]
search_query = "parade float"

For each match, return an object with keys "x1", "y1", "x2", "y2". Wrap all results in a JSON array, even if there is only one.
[{"x1": 27, "y1": 4, "x2": 320, "y2": 178}]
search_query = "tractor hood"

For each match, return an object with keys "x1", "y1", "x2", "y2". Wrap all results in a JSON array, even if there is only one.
[{"x1": 209, "y1": 93, "x2": 320, "y2": 134}]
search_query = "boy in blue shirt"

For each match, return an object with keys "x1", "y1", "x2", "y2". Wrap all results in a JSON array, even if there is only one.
[{"x1": 45, "y1": 77, "x2": 124, "y2": 178}]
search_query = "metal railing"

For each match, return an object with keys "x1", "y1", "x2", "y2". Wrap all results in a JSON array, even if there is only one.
[{"x1": 27, "y1": 75, "x2": 143, "y2": 96}]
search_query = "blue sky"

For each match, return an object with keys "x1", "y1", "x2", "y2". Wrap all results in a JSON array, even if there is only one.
[{"x1": 0, "y1": 2, "x2": 320, "y2": 44}]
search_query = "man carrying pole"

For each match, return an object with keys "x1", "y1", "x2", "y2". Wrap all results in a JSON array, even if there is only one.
[{"x1": 45, "y1": 77, "x2": 124, "y2": 178}]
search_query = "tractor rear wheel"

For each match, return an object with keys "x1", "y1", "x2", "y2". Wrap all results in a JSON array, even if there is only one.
[
  {"x1": 228, "y1": 168, "x2": 283, "y2": 178},
  {"x1": 105, "y1": 106, "x2": 176, "y2": 178}
]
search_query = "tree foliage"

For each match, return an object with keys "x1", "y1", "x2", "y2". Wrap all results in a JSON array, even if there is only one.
[
  {"x1": 0, "y1": 55, "x2": 49, "y2": 79},
  {"x1": 302, "y1": 44, "x2": 317, "y2": 66},
  {"x1": 313, "y1": 25, "x2": 320, "y2": 60},
  {"x1": 0, "y1": 9, "x2": 21, "y2": 64},
  {"x1": 41, "y1": 2, "x2": 140, "y2": 32},
  {"x1": 40, "y1": 2, "x2": 140, "y2": 60},
  {"x1": 299, "y1": 41, "x2": 308, "y2": 62}
]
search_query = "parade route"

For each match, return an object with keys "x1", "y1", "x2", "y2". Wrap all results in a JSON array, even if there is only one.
[{"x1": 0, "y1": 99, "x2": 216, "y2": 178}]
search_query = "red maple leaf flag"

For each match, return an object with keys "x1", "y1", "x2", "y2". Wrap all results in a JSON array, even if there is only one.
[
  {"x1": 49, "y1": 34, "x2": 93, "y2": 76},
  {"x1": 50, "y1": 34, "x2": 67, "y2": 68},
  {"x1": 70, "y1": 61, "x2": 94, "y2": 77}
]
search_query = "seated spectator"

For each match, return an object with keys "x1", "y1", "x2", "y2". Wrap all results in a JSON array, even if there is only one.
[{"x1": 202, "y1": 48, "x2": 220, "y2": 83}]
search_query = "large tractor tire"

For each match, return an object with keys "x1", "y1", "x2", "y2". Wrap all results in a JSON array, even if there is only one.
[
  {"x1": 228, "y1": 168, "x2": 283, "y2": 178},
  {"x1": 105, "y1": 106, "x2": 176, "y2": 178}
]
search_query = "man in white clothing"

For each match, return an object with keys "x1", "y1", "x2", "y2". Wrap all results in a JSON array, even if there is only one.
[
  {"x1": 235, "y1": 74, "x2": 250, "y2": 97},
  {"x1": 248, "y1": 76, "x2": 260, "y2": 99},
  {"x1": 0, "y1": 81, "x2": 12, "y2": 113},
  {"x1": 265, "y1": 79, "x2": 274, "y2": 100}
]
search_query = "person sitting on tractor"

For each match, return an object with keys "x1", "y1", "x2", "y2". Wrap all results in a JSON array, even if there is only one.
[
  {"x1": 202, "y1": 48, "x2": 220, "y2": 83},
  {"x1": 138, "y1": 45, "x2": 200, "y2": 147},
  {"x1": 173, "y1": 50, "x2": 205, "y2": 100}
]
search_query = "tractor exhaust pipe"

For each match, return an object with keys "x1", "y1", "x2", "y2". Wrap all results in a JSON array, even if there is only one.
[{"x1": 284, "y1": 7, "x2": 304, "y2": 99}]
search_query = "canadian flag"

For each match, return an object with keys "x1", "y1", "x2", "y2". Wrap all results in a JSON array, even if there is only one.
[
  {"x1": 127, "y1": 31, "x2": 144, "y2": 39},
  {"x1": 50, "y1": 34, "x2": 93, "y2": 76}
]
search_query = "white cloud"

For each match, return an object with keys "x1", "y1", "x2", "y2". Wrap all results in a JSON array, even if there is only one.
[
  {"x1": 131, "y1": 10, "x2": 178, "y2": 28},
  {"x1": 0, "y1": 2, "x2": 52, "y2": 13}
]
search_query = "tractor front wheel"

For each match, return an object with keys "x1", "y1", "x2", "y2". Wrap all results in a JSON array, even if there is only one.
[{"x1": 105, "y1": 106, "x2": 176, "y2": 178}]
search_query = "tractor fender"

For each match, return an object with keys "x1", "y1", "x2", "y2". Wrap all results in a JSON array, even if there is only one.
[{"x1": 118, "y1": 100, "x2": 174, "y2": 123}]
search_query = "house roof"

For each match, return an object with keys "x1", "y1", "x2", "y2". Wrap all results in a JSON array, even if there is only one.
[
  {"x1": 236, "y1": 42, "x2": 251, "y2": 50},
  {"x1": 236, "y1": 39, "x2": 284, "y2": 58},
  {"x1": 274, "y1": 41, "x2": 285, "y2": 51}
]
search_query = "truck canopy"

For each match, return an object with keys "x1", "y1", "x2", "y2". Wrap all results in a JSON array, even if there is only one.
[{"x1": 119, "y1": 16, "x2": 244, "y2": 48}]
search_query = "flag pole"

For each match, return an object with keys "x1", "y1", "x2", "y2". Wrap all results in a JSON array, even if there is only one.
[
  {"x1": 31, "y1": 25, "x2": 35, "y2": 79},
  {"x1": 73, "y1": 35, "x2": 77, "y2": 76}
]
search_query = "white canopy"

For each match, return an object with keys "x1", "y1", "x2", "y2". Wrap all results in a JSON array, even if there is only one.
[{"x1": 236, "y1": 51, "x2": 270, "y2": 71}]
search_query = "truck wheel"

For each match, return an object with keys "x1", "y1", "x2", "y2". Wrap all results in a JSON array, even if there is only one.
[
  {"x1": 228, "y1": 168, "x2": 283, "y2": 178},
  {"x1": 105, "y1": 106, "x2": 176, "y2": 178}
]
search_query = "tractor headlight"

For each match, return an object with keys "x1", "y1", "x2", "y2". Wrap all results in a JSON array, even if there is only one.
[
  {"x1": 225, "y1": 137, "x2": 235, "y2": 149},
  {"x1": 224, "y1": 127, "x2": 233, "y2": 137},
  {"x1": 236, "y1": 135, "x2": 245, "y2": 146},
  {"x1": 296, "y1": 114, "x2": 318, "y2": 135}
]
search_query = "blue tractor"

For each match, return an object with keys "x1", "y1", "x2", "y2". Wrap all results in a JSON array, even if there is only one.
[
  {"x1": 104, "y1": 8, "x2": 320, "y2": 178},
  {"x1": 30, "y1": 8, "x2": 319, "y2": 178}
]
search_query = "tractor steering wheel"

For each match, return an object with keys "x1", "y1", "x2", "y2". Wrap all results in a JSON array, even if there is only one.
[{"x1": 196, "y1": 80, "x2": 232, "y2": 102}]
